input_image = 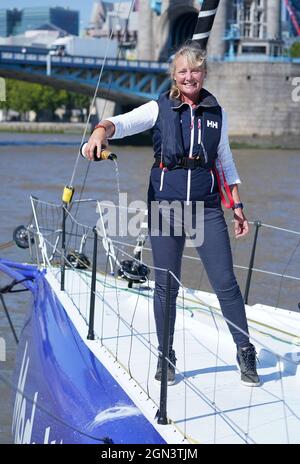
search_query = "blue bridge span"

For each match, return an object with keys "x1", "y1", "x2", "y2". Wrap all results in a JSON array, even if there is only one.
[
  {"x1": 0, "y1": 46, "x2": 170, "y2": 105},
  {"x1": 1, "y1": 46, "x2": 300, "y2": 106}
]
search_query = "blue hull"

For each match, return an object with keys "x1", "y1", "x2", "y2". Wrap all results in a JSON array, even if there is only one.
[{"x1": 0, "y1": 259, "x2": 165, "y2": 444}]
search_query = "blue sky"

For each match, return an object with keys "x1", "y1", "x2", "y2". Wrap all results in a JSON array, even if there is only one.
[{"x1": 0, "y1": 1, "x2": 132, "y2": 32}]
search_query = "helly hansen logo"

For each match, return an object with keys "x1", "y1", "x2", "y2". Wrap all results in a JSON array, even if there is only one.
[{"x1": 207, "y1": 120, "x2": 218, "y2": 129}]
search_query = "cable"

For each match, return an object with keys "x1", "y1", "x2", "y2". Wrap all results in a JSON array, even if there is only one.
[
  {"x1": 274, "y1": 238, "x2": 300, "y2": 311},
  {"x1": 68, "y1": 0, "x2": 136, "y2": 199},
  {"x1": 64, "y1": 1, "x2": 136, "y2": 255},
  {"x1": 0, "y1": 240, "x2": 15, "y2": 250},
  {"x1": 0, "y1": 370, "x2": 113, "y2": 443},
  {"x1": 0, "y1": 294, "x2": 19, "y2": 344}
]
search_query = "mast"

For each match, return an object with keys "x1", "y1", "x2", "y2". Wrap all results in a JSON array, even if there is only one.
[{"x1": 192, "y1": 0, "x2": 222, "y2": 51}]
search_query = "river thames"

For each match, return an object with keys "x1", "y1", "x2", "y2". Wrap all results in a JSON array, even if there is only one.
[{"x1": 0, "y1": 131, "x2": 299, "y2": 443}]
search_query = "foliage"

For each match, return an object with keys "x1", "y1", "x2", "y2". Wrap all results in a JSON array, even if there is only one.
[
  {"x1": 0, "y1": 79, "x2": 91, "y2": 121},
  {"x1": 290, "y1": 41, "x2": 300, "y2": 58}
]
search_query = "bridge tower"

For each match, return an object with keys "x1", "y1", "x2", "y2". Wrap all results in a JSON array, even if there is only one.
[
  {"x1": 267, "y1": 0, "x2": 282, "y2": 40},
  {"x1": 137, "y1": 0, "x2": 230, "y2": 61},
  {"x1": 137, "y1": 1, "x2": 284, "y2": 61},
  {"x1": 234, "y1": 0, "x2": 282, "y2": 57}
]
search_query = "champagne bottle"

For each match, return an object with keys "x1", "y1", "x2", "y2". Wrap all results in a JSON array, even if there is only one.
[{"x1": 80, "y1": 142, "x2": 117, "y2": 161}]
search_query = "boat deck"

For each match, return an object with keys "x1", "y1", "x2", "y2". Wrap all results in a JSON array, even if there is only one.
[{"x1": 47, "y1": 268, "x2": 300, "y2": 444}]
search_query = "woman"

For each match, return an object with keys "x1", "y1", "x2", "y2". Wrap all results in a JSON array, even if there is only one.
[{"x1": 85, "y1": 42, "x2": 260, "y2": 387}]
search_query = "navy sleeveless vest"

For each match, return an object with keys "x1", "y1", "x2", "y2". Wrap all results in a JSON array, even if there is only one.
[{"x1": 152, "y1": 89, "x2": 222, "y2": 170}]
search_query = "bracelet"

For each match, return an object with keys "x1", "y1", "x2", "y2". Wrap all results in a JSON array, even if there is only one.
[
  {"x1": 94, "y1": 123, "x2": 107, "y2": 131},
  {"x1": 232, "y1": 202, "x2": 244, "y2": 210}
]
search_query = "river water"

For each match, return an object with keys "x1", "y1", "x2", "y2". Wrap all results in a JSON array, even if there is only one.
[{"x1": 0, "y1": 132, "x2": 300, "y2": 443}]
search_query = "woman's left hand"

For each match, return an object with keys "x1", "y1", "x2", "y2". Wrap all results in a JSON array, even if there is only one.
[{"x1": 233, "y1": 209, "x2": 249, "y2": 238}]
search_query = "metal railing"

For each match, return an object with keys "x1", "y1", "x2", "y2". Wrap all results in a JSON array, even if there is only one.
[
  {"x1": 27, "y1": 197, "x2": 300, "y2": 443},
  {"x1": 2, "y1": 47, "x2": 299, "y2": 70},
  {"x1": 28, "y1": 195, "x2": 300, "y2": 312},
  {"x1": 0, "y1": 49, "x2": 169, "y2": 72}
]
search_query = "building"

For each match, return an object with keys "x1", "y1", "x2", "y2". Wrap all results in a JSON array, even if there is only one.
[
  {"x1": 232, "y1": 0, "x2": 282, "y2": 57},
  {"x1": 127, "y1": 1, "x2": 300, "y2": 60},
  {"x1": 136, "y1": 1, "x2": 288, "y2": 61},
  {"x1": 86, "y1": 1, "x2": 138, "y2": 57},
  {"x1": 0, "y1": 7, "x2": 79, "y2": 38},
  {"x1": 0, "y1": 9, "x2": 21, "y2": 37}
]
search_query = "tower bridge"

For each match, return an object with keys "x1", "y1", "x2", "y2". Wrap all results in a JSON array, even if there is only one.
[
  {"x1": 0, "y1": 2, "x2": 299, "y2": 138},
  {"x1": 137, "y1": 0, "x2": 283, "y2": 60},
  {"x1": 0, "y1": 47, "x2": 169, "y2": 105}
]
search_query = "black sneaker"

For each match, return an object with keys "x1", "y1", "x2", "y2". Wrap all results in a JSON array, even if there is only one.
[
  {"x1": 237, "y1": 344, "x2": 260, "y2": 387},
  {"x1": 155, "y1": 350, "x2": 177, "y2": 386}
]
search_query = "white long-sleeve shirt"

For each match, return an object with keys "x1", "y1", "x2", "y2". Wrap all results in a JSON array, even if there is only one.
[{"x1": 106, "y1": 100, "x2": 241, "y2": 186}]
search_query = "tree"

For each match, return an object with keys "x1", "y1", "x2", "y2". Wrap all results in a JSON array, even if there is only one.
[
  {"x1": 0, "y1": 80, "x2": 34, "y2": 119},
  {"x1": 0, "y1": 79, "x2": 91, "y2": 121},
  {"x1": 69, "y1": 92, "x2": 90, "y2": 122},
  {"x1": 290, "y1": 41, "x2": 300, "y2": 58},
  {"x1": 30, "y1": 85, "x2": 69, "y2": 121}
]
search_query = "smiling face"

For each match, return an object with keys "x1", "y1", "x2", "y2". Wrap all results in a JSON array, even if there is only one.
[{"x1": 173, "y1": 54, "x2": 206, "y2": 104}]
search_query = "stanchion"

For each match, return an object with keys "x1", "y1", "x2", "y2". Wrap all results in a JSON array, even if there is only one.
[
  {"x1": 244, "y1": 220, "x2": 262, "y2": 304},
  {"x1": 156, "y1": 270, "x2": 171, "y2": 425},
  {"x1": 60, "y1": 206, "x2": 66, "y2": 291},
  {"x1": 87, "y1": 227, "x2": 98, "y2": 340}
]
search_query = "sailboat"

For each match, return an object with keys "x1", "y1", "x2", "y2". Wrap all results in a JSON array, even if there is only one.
[{"x1": 1, "y1": 0, "x2": 300, "y2": 445}]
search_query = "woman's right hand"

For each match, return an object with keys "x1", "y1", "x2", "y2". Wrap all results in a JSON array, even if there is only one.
[{"x1": 85, "y1": 127, "x2": 108, "y2": 160}]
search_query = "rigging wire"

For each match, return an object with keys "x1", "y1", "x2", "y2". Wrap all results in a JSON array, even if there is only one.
[
  {"x1": 9, "y1": 222, "x2": 299, "y2": 444},
  {"x1": 0, "y1": 240, "x2": 15, "y2": 251},
  {"x1": 0, "y1": 294, "x2": 19, "y2": 344},
  {"x1": 65, "y1": 0, "x2": 136, "y2": 258},
  {"x1": 0, "y1": 371, "x2": 113, "y2": 443},
  {"x1": 274, "y1": 238, "x2": 300, "y2": 311},
  {"x1": 67, "y1": 0, "x2": 136, "y2": 204}
]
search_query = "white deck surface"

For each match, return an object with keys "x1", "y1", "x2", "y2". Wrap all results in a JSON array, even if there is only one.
[{"x1": 47, "y1": 268, "x2": 300, "y2": 444}]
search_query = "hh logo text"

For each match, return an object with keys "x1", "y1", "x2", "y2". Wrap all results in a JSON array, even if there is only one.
[{"x1": 207, "y1": 120, "x2": 218, "y2": 129}]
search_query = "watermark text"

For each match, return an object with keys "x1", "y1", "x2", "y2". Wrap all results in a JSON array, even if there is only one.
[
  {"x1": 291, "y1": 77, "x2": 300, "y2": 102},
  {"x1": 96, "y1": 194, "x2": 204, "y2": 248}
]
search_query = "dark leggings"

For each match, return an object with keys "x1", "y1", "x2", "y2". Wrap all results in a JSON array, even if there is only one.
[{"x1": 149, "y1": 202, "x2": 250, "y2": 351}]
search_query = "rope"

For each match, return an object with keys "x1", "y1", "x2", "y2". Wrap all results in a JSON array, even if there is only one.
[
  {"x1": 0, "y1": 240, "x2": 15, "y2": 250},
  {"x1": 274, "y1": 237, "x2": 300, "y2": 310},
  {"x1": 0, "y1": 277, "x2": 35, "y2": 344},
  {"x1": 0, "y1": 277, "x2": 33, "y2": 294},
  {"x1": 0, "y1": 370, "x2": 113, "y2": 443},
  {"x1": 258, "y1": 222, "x2": 300, "y2": 236},
  {"x1": 0, "y1": 294, "x2": 19, "y2": 344}
]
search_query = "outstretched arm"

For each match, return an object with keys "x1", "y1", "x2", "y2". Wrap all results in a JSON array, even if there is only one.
[{"x1": 85, "y1": 100, "x2": 159, "y2": 160}]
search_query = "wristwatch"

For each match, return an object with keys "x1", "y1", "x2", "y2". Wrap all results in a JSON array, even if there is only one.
[{"x1": 232, "y1": 202, "x2": 244, "y2": 210}]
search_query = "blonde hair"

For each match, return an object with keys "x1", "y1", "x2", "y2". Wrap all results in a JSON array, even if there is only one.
[{"x1": 169, "y1": 42, "x2": 207, "y2": 99}]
